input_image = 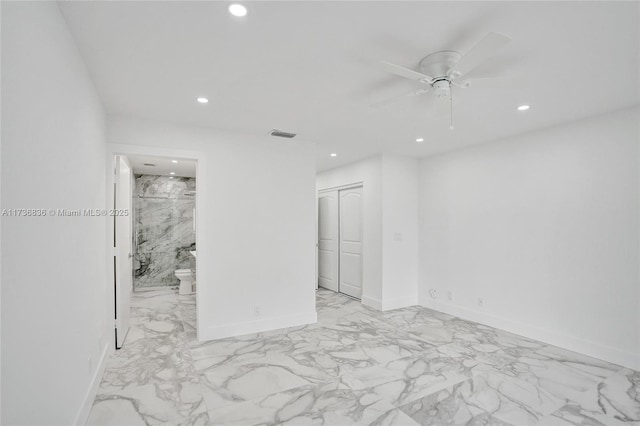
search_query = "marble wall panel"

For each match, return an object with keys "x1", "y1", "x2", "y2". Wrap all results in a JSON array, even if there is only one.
[{"x1": 134, "y1": 175, "x2": 196, "y2": 289}]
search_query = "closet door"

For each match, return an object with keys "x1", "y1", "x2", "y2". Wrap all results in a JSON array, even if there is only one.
[
  {"x1": 317, "y1": 191, "x2": 339, "y2": 292},
  {"x1": 339, "y1": 187, "x2": 363, "y2": 299}
]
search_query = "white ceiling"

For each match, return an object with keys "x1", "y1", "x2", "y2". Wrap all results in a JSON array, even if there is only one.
[
  {"x1": 128, "y1": 154, "x2": 196, "y2": 178},
  {"x1": 59, "y1": 1, "x2": 639, "y2": 171}
]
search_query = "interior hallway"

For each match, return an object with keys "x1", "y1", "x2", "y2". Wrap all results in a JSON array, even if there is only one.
[{"x1": 87, "y1": 289, "x2": 638, "y2": 425}]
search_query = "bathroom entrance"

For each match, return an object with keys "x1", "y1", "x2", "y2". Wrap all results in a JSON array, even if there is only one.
[
  {"x1": 131, "y1": 158, "x2": 197, "y2": 293},
  {"x1": 111, "y1": 152, "x2": 199, "y2": 349}
]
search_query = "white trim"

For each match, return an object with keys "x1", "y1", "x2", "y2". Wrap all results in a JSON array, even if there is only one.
[
  {"x1": 418, "y1": 296, "x2": 640, "y2": 371},
  {"x1": 73, "y1": 343, "x2": 111, "y2": 426},
  {"x1": 199, "y1": 311, "x2": 318, "y2": 341},
  {"x1": 362, "y1": 295, "x2": 382, "y2": 310},
  {"x1": 382, "y1": 295, "x2": 417, "y2": 311},
  {"x1": 318, "y1": 181, "x2": 364, "y2": 194}
]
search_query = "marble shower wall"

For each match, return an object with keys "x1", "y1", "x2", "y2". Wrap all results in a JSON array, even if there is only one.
[{"x1": 134, "y1": 174, "x2": 196, "y2": 290}]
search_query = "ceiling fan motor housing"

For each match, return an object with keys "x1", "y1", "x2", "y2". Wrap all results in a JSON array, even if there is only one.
[{"x1": 419, "y1": 50, "x2": 461, "y2": 80}]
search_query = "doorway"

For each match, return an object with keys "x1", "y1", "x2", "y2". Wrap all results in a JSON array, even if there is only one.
[
  {"x1": 317, "y1": 185, "x2": 363, "y2": 299},
  {"x1": 110, "y1": 152, "x2": 198, "y2": 349}
]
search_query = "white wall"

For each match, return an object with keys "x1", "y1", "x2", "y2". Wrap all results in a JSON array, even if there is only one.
[
  {"x1": 107, "y1": 116, "x2": 317, "y2": 340},
  {"x1": 1, "y1": 3, "x2": 110, "y2": 424},
  {"x1": 418, "y1": 107, "x2": 640, "y2": 369},
  {"x1": 316, "y1": 154, "x2": 419, "y2": 310},
  {"x1": 382, "y1": 155, "x2": 419, "y2": 310},
  {"x1": 0, "y1": 3, "x2": 3, "y2": 420},
  {"x1": 317, "y1": 156, "x2": 384, "y2": 308}
]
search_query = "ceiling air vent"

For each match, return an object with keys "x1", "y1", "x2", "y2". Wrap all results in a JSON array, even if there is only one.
[
  {"x1": 143, "y1": 163, "x2": 156, "y2": 167},
  {"x1": 269, "y1": 129, "x2": 297, "y2": 139}
]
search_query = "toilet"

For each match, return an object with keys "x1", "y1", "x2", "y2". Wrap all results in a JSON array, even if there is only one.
[{"x1": 175, "y1": 269, "x2": 195, "y2": 295}]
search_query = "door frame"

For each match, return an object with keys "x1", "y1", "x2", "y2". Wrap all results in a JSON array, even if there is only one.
[
  {"x1": 113, "y1": 155, "x2": 133, "y2": 348},
  {"x1": 106, "y1": 143, "x2": 202, "y2": 347},
  {"x1": 317, "y1": 182, "x2": 364, "y2": 299}
]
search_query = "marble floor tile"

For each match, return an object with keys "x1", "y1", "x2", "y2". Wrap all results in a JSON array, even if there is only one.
[
  {"x1": 486, "y1": 329, "x2": 548, "y2": 359},
  {"x1": 377, "y1": 305, "x2": 455, "y2": 330},
  {"x1": 198, "y1": 361, "x2": 319, "y2": 410},
  {"x1": 536, "y1": 368, "x2": 640, "y2": 425},
  {"x1": 348, "y1": 350, "x2": 470, "y2": 407},
  {"x1": 208, "y1": 379, "x2": 420, "y2": 426},
  {"x1": 535, "y1": 402, "x2": 631, "y2": 426},
  {"x1": 189, "y1": 330, "x2": 300, "y2": 369},
  {"x1": 89, "y1": 290, "x2": 204, "y2": 425},
  {"x1": 527, "y1": 345, "x2": 624, "y2": 380},
  {"x1": 398, "y1": 371, "x2": 565, "y2": 425},
  {"x1": 159, "y1": 412, "x2": 210, "y2": 426},
  {"x1": 89, "y1": 287, "x2": 638, "y2": 426},
  {"x1": 89, "y1": 378, "x2": 207, "y2": 425},
  {"x1": 87, "y1": 398, "x2": 148, "y2": 426},
  {"x1": 598, "y1": 368, "x2": 640, "y2": 422}
]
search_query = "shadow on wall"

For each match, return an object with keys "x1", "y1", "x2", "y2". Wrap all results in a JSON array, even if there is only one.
[{"x1": 134, "y1": 174, "x2": 196, "y2": 290}]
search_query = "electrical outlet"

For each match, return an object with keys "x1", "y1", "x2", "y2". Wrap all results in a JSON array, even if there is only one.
[
  {"x1": 447, "y1": 291, "x2": 453, "y2": 301},
  {"x1": 429, "y1": 288, "x2": 438, "y2": 299},
  {"x1": 478, "y1": 297, "x2": 484, "y2": 307},
  {"x1": 254, "y1": 305, "x2": 261, "y2": 317}
]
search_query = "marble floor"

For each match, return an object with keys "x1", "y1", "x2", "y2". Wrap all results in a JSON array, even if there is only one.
[{"x1": 87, "y1": 288, "x2": 640, "y2": 426}]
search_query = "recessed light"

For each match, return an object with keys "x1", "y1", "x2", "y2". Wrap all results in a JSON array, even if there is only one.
[
  {"x1": 170, "y1": 172, "x2": 176, "y2": 175},
  {"x1": 416, "y1": 138, "x2": 424, "y2": 143},
  {"x1": 197, "y1": 97, "x2": 209, "y2": 104},
  {"x1": 169, "y1": 177, "x2": 174, "y2": 179},
  {"x1": 517, "y1": 105, "x2": 530, "y2": 111},
  {"x1": 330, "y1": 153, "x2": 337, "y2": 157},
  {"x1": 171, "y1": 160, "x2": 178, "y2": 164},
  {"x1": 227, "y1": 2, "x2": 247, "y2": 17}
]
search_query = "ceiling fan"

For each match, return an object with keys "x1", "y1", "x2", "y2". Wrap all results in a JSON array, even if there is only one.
[{"x1": 374, "y1": 32, "x2": 512, "y2": 129}]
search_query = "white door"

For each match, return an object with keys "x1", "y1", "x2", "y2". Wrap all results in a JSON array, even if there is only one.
[
  {"x1": 317, "y1": 191, "x2": 339, "y2": 292},
  {"x1": 114, "y1": 156, "x2": 132, "y2": 349},
  {"x1": 339, "y1": 187, "x2": 363, "y2": 299}
]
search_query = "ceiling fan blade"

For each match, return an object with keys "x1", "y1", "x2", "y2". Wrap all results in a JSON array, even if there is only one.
[
  {"x1": 370, "y1": 88, "x2": 430, "y2": 108},
  {"x1": 448, "y1": 32, "x2": 511, "y2": 78},
  {"x1": 462, "y1": 56, "x2": 519, "y2": 80},
  {"x1": 380, "y1": 61, "x2": 433, "y2": 82},
  {"x1": 466, "y1": 76, "x2": 523, "y2": 89}
]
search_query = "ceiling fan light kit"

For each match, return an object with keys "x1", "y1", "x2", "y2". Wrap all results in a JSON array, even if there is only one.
[
  {"x1": 432, "y1": 80, "x2": 451, "y2": 100},
  {"x1": 375, "y1": 32, "x2": 512, "y2": 129}
]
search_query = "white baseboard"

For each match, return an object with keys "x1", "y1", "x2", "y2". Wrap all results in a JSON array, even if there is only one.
[
  {"x1": 382, "y1": 295, "x2": 418, "y2": 311},
  {"x1": 418, "y1": 296, "x2": 640, "y2": 371},
  {"x1": 362, "y1": 296, "x2": 382, "y2": 310},
  {"x1": 362, "y1": 295, "x2": 417, "y2": 311},
  {"x1": 74, "y1": 342, "x2": 111, "y2": 425},
  {"x1": 199, "y1": 311, "x2": 317, "y2": 341}
]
